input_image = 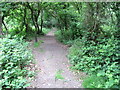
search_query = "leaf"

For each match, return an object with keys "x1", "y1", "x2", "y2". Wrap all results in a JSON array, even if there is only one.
[{"x1": 97, "y1": 71, "x2": 105, "y2": 76}]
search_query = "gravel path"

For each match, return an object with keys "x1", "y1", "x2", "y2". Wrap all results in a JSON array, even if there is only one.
[{"x1": 30, "y1": 28, "x2": 83, "y2": 88}]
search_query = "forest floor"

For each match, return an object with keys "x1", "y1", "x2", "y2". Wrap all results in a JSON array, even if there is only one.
[{"x1": 29, "y1": 28, "x2": 85, "y2": 88}]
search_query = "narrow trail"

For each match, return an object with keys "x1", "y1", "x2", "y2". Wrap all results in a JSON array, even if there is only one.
[{"x1": 30, "y1": 28, "x2": 83, "y2": 88}]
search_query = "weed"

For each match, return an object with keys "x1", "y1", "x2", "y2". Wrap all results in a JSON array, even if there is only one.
[
  {"x1": 34, "y1": 40, "x2": 44, "y2": 47},
  {"x1": 0, "y1": 36, "x2": 33, "y2": 88},
  {"x1": 55, "y1": 70, "x2": 64, "y2": 80}
]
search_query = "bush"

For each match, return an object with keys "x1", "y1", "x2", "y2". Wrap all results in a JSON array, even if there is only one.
[
  {"x1": 55, "y1": 29, "x2": 73, "y2": 45},
  {"x1": 43, "y1": 21, "x2": 52, "y2": 28},
  {"x1": 42, "y1": 28, "x2": 51, "y2": 34},
  {"x1": 82, "y1": 75, "x2": 106, "y2": 88},
  {"x1": 68, "y1": 37, "x2": 120, "y2": 88},
  {"x1": 0, "y1": 36, "x2": 33, "y2": 88}
]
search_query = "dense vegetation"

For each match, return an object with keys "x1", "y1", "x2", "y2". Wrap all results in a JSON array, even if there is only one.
[
  {"x1": 0, "y1": 36, "x2": 33, "y2": 88},
  {"x1": 54, "y1": 2, "x2": 120, "y2": 88},
  {"x1": 0, "y1": 2, "x2": 120, "y2": 88}
]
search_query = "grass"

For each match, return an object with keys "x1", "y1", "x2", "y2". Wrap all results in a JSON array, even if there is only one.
[
  {"x1": 39, "y1": 48, "x2": 44, "y2": 52},
  {"x1": 34, "y1": 40, "x2": 44, "y2": 47},
  {"x1": 55, "y1": 70, "x2": 64, "y2": 80}
]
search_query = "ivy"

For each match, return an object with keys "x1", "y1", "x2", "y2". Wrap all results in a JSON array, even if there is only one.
[
  {"x1": 68, "y1": 37, "x2": 120, "y2": 88},
  {"x1": 0, "y1": 36, "x2": 33, "y2": 88}
]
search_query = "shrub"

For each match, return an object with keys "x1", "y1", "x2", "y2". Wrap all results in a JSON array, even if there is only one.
[
  {"x1": 0, "y1": 36, "x2": 33, "y2": 88},
  {"x1": 68, "y1": 37, "x2": 120, "y2": 88},
  {"x1": 42, "y1": 28, "x2": 51, "y2": 34},
  {"x1": 55, "y1": 29, "x2": 73, "y2": 44},
  {"x1": 55, "y1": 30, "x2": 63, "y2": 42},
  {"x1": 82, "y1": 75, "x2": 106, "y2": 88}
]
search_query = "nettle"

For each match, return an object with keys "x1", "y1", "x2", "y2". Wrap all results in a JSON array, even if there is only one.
[
  {"x1": 0, "y1": 36, "x2": 33, "y2": 88},
  {"x1": 68, "y1": 37, "x2": 120, "y2": 88}
]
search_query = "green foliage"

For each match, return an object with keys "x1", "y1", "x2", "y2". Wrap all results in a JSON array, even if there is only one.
[
  {"x1": 55, "y1": 29, "x2": 73, "y2": 44},
  {"x1": 83, "y1": 75, "x2": 106, "y2": 88},
  {"x1": 68, "y1": 37, "x2": 120, "y2": 88},
  {"x1": 54, "y1": 30, "x2": 63, "y2": 42},
  {"x1": 34, "y1": 40, "x2": 44, "y2": 47},
  {"x1": 0, "y1": 36, "x2": 33, "y2": 88},
  {"x1": 55, "y1": 70, "x2": 64, "y2": 80},
  {"x1": 34, "y1": 42, "x2": 40, "y2": 47},
  {"x1": 54, "y1": 3, "x2": 120, "y2": 88},
  {"x1": 27, "y1": 71, "x2": 36, "y2": 78},
  {"x1": 1, "y1": 2, "x2": 120, "y2": 89},
  {"x1": 42, "y1": 28, "x2": 51, "y2": 34},
  {"x1": 43, "y1": 21, "x2": 52, "y2": 28}
]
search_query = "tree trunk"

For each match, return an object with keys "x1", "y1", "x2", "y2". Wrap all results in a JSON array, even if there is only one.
[
  {"x1": 2, "y1": 16, "x2": 8, "y2": 34},
  {"x1": 40, "y1": 10, "x2": 43, "y2": 34},
  {"x1": 63, "y1": 3, "x2": 68, "y2": 30},
  {"x1": 27, "y1": 3, "x2": 38, "y2": 42},
  {"x1": 64, "y1": 15, "x2": 68, "y2": 30},
  {"x1": 24, "y1": 6, "x2": 28, "y2": 33},
  {"x1": 0, "y1": 14, "x2": 3, "y2": 36},
  {"x1": 35, "y1": 18, "x2": 41, "y2": 34}
]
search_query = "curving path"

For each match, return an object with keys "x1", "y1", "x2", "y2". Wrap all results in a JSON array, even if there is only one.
[{"x1": 30, "y1": 28, "x2": 83, "y2": 88}]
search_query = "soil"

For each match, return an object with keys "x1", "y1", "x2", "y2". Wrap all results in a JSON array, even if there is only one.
[{"x1": 29, "y1": 28, "x2": 85, "y2": 88}]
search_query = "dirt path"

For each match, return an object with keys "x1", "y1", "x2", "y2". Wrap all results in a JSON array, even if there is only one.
[{"x1": 30, "y1": 28, "x2": 83, "y2": 88}]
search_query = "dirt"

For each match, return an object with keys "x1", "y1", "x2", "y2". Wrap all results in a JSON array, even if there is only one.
[{"x1": 29, "y1": 28, "x2": 84, "y2": 88}]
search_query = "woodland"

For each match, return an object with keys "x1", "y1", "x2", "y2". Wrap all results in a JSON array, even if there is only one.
[{"x1": 0, "y1": 2, "x2": 120, "y2": 88}]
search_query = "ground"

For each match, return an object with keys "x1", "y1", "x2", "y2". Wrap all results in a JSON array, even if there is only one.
[{"x1": 29, "y1": 28, "x2": 84, "y2": 88}]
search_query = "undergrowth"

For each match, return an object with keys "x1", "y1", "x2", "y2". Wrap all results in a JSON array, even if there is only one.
[
  {"x1": 0, "y1": 35, "x2": 34, "y2": 88},
  {"x1": 55, "y1": 30, "x2": 74, "y2": 46},
  {"x1": 34, "y1": 40, "x2": 44, "y2": 48},
  {"x1": 42, "y1": 28, "x2": 51, "y2": 34},
  {"x1": 68, "y1": 37, "x2": 120, "y2": 88},
  {"x1": 54, "y1": 29, "x2": 120, "y2": 88}
]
